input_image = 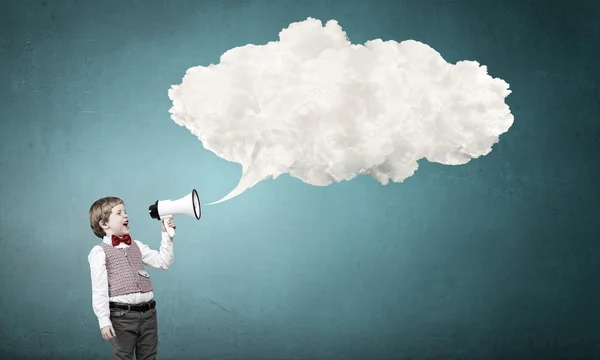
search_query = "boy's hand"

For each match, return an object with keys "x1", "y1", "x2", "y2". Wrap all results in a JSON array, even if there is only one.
[
  {"x1": 101, "y1": 325, "x2": 116, "y2": 340},
  {"x1": 161, "y1": 218, "x2": 176, "y2": 232}
]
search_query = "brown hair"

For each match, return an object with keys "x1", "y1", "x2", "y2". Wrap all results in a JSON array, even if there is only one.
[{"x1": 89, "y1": 197, "x2": 124, "y2": 238}]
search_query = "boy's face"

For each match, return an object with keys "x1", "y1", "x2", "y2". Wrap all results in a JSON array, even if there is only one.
[{"x1": 100, "y1": 203, "x2": 130, "y2": 237}]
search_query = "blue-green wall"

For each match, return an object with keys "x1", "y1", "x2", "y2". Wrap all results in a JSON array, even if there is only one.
[{"x1": 1, "y1": 0, "x2": 598, "y2": 359}]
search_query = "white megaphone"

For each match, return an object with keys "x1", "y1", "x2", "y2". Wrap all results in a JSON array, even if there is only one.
[{"x1": 148, "y1": 189, "x2": 201, "y2": 237}]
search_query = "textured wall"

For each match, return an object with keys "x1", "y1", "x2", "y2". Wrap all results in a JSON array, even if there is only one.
[{"x1": 1, "y1": 0, "x2": 599, "y2": 359}]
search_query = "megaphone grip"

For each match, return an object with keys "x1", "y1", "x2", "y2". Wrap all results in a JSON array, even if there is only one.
[{"x1": 163, "y1": 215, "x2": 175, "y2": 237}]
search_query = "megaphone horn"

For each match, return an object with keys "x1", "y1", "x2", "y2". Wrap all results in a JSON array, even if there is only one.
[{"x1": 148, "y1": 189, "x2": 201, "y2": 237}]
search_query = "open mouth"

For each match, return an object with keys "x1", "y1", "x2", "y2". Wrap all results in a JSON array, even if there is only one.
[{"x1": 123, "y1": 220, "x2": 129, "y2": 227}]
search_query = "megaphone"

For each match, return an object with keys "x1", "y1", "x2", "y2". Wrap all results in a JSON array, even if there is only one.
[{"x1": 148, "y1": 189, "x2": 201, "y2": 237}]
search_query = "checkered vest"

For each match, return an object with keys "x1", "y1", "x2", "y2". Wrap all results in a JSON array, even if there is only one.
[{"x1": 99, "y1": 240, "x2": 153, "y2": 297}]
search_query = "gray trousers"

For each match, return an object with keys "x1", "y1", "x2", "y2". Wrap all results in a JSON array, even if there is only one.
[{"x1": 108, "y1": 305, "x2": 158, "y2": 360}]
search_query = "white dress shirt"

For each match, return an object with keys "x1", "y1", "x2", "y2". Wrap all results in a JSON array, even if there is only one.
[{"x1": 88, "y1": 231, "x2": 174, "y2": 329}]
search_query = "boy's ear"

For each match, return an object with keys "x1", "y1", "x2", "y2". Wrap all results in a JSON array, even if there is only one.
[{"x1": 99, "y1": 220, "x2": 108, "y2": 230}]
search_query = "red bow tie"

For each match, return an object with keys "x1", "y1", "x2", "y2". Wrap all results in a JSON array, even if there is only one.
[{"x1": 112, "y1": 234, "x2": 132, "y2": 246}]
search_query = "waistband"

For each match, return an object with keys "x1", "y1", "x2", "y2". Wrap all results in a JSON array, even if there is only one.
[{"x1": 109, "y1": 299, "x2": 156, "y2": 312}]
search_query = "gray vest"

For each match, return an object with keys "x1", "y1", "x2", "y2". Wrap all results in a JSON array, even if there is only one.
[{"x1": 99, "y1": 240, "x2": 153, "y2": 297}]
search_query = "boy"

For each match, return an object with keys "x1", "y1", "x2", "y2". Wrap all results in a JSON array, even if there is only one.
[{"x1": 88, "y1": 196, "x2": 176, "y2": 360}]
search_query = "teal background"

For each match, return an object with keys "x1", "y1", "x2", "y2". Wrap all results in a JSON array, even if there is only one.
[{"x1": 1, "y1": 0, "x2": 599, "y2": 359}]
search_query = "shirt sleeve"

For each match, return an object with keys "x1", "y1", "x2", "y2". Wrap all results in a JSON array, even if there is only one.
[
  {"x1": 136, "y1": 231, "x2": 174, "y2": 270},
  {"x1": 88, "y1": 246, "x2": 112, "y2": 329}
]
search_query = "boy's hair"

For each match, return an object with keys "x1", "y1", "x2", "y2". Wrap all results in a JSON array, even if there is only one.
[{"x1": 89, "y1": 197, "x2": 124, "y2": 238}]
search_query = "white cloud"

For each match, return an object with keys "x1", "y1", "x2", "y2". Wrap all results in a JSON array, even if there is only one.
[{"x1": 168, "y1": 18, "x2": 514, "y2": 204}]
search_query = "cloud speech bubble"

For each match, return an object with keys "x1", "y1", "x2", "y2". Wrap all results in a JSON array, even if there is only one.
[{"x1": 168, "y1": 18, "x2": 514, "y2": 205}]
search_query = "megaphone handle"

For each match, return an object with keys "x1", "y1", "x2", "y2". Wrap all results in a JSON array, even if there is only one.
[{"x1": 162, "y1": 215, "x2": 175, "y2": 237}]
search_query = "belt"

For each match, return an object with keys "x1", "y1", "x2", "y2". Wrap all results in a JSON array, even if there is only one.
[{"x1": 109, "y1": 299, "x2": 156, "y2": 312}]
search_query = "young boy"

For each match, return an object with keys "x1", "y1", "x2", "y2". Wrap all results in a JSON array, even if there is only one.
[{"x1": 88, "y1": 196, "x2": 176, "y2": 360}]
